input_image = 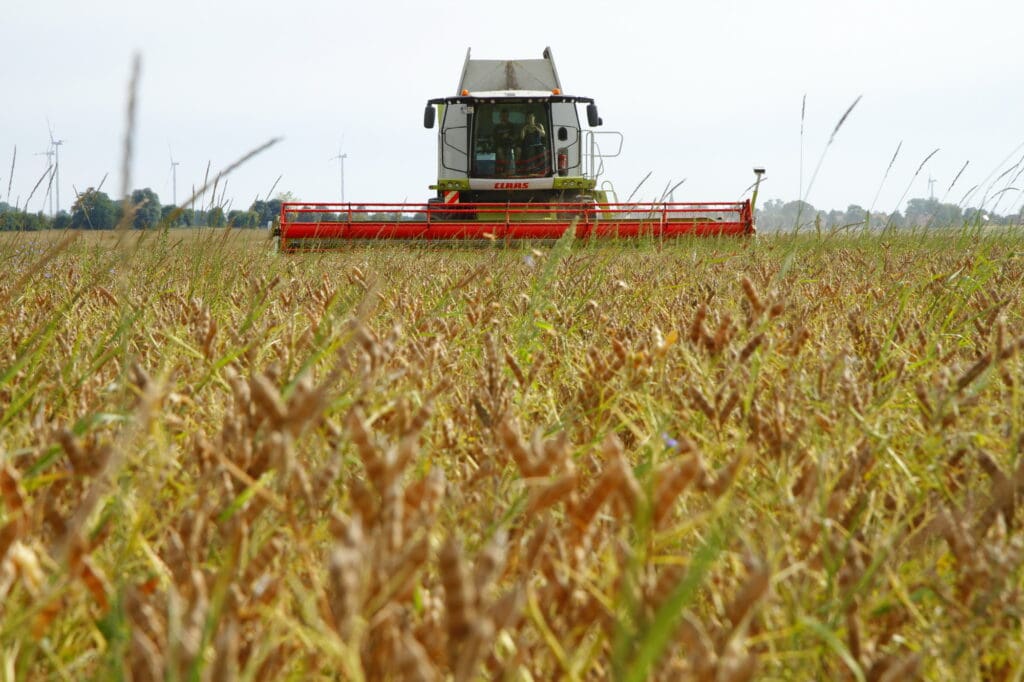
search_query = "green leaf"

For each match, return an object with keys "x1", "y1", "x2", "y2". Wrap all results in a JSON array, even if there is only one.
[
  {"x1": 799, "y1": 615, "x2": 866, "y2": 682},
  {"x1": 621, "y1": 523, "x2": 726, "y2": 682}
]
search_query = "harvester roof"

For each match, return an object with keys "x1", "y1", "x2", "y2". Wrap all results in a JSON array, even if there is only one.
[{"x1": 457, "y1": 46, "x2": 562, "y2": 95}]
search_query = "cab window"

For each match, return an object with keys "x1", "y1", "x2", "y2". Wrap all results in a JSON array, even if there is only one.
[{"x1": 471, "y1": 103, "x2": 551, "y2": 178}]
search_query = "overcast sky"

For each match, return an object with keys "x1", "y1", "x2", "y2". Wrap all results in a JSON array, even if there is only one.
[{"x1": 3, "y1": 0, "x2": 1022, "y2": 217}]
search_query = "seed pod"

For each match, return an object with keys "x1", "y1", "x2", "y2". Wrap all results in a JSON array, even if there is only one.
[
  {"x1": 313, "y1": 451, "x2": 343, "y2": 501},
  {"x1": 616, "y1": 461, "x2": 644, "y2": 517},
  {"x1": 8, "y1": 541, "x2": 44, "y2": 596},
  {"x1": 741, "y1": 276, "x2": 764, "y2": 315},
  {"x1": 245, "y1": 536, "x2": 283, "y2": 585},
  {"x1": 703, "y1": 449, "x2": 747, "y2": 497},
  {"x1": 211, "y1": 617, "x2": 240, "y2": 682},
  {"x1": 504, "y1": 351, "x2": 526, "y2": 387},
  {"x1": 716, "y1": 651, "x2": 758, "y2": 682},
  {"x1": 327, "y1": 526, "x2": 363, "y2": 639},
  {"x1": 95, "y1": 285, "x2": 119, "y2": 306},
  {"x1": 523, "y1": 520, "x2": 551, "y2": 571},
  {"x1": 791, "y1": 461, "x2": 818, "y2": 501},
  {"x1": 525, "y1": 473, "x2": 578, "y2": 517},
  {"x1": 250, "y1": 374, "x2": 287, "y2": 426},
  {"x1": 679, "y1": 613, "x2": 717, "y2": 681},
  {"x1": 387, "y1": 534, "x2": 430, "y2": 603},
  {"x1": 396, "y1": 632, "x2": 438, "y2": 682},
  {"x1": 689, "y1": 304, "x2": 708, "y2": 344},
  {"x1": 689, "y1": 387, "x2": 716, "y2": 420},
  {"x1": 129, "y1": 627, "x2": 165, "y2": 682},
  {"x1": 712, "y1": 313, "x2": 733, "y2": 354},
  {"x1": 539, "y1": 430, "x2": 571, "y2": 477},
  {"x1": 724, "y1": 560, "x2": 770, "y2": 630},
  {"x1": 79, "y1": 556, "x2": 111, "y2": 611},
  {"x1": 404, "y1": 467, "x2": 446, "y2": 521},
  {"x1": 392, "y1": 435, "x2": 419, "y2": 482},
  {"x1": 348, "y1": 409, "x2": 387, "y2": 493},
  {"x1": 653, "y1": 453, "x2": 705, "y2": 525},
  {"x1": 648, "y1": 563, "x2": 687, "y2": 609},
  {"x1": 497, "y1": 418, "x2": 538, "y2": 478},
  {"x1": 488, "y1": 584, "x2": 524, "y2": 633},
  {"x1": 0, "y1": 519, "x2": 24, "y2": 565},
  {"x1": 611, "y1": 337, "x2": 628, "y2": 366},
  {"x1": 572, "y1": 455, "x2": 624, "y2": 533},
  {"x1": 0, "y1": 465, "x2": 26, "y2": 515},
  {"x1": 473, "y1": 531, "x2": 507, "y2": 599},
  {"x1": 380, "y1": 479, "x2": 404, "y2": 552},
  {"x1": 718, "y1": 390, "x2": 741, "y2": 425},
  {"x1": 348, "y1": 476, "x2": 377, "y2": 527},
  {"x1": 406, "y1": 400, "x2": 434, "y2": 437},
  {"x1": 845, "y1": 608, "x2": 861, "y2": 667},
  {"x1": 738, "y1": 333, "x2": 764, "y2": 363},
  {"x1": 453, "y1": 616, "x2": 494, "y2": 682},
  {"x1": 439, "y1": 536, "x2": 476, "y2": 665},
  {"x1": 877, "y1": 653, "x2": 921, "y2": 682},
  {"x1": 285, "y1": 377, "x2": 330, "y2": 435},
  {"x1": 956, "y1": 352, "x2": 992, "y2": 392},
  {"x1": 57, "y1": 429, "x2": 89, "y2": 476}
]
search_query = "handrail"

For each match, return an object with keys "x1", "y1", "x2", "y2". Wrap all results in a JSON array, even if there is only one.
[{"x1": 584, "y1": 130, "x2": 625, "y2": 180}]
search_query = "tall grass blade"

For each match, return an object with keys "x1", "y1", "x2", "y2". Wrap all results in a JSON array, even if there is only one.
[
  {"x1": 621, "y1": 523, "x2": 726, "y2": 682},
  {"x1": 868, "y1": 140, "x2": 902, "y2": 214},
  {"x1": 6, "y1": 145, "x2": 15, "y2": 204}
]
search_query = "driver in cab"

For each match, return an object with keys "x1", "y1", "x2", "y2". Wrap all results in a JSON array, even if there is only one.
[
  {"x1": 493, "y1": 109, "x2": 517, "y2": 176},
  {"x1": 519, "y1": 113, "x2": 547, "y2": 175}
]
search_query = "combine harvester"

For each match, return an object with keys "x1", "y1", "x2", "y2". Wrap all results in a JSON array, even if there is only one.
[{"x1": 277, "y1": 48, "x2": 761, "y2": 252}]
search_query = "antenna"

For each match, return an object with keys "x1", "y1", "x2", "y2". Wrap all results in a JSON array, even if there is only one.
[
  {"x1": 169, "y1": 146, "x2": 180, "y2": 205},
  {"x1": 330, "y1": 144, "x2": 348, "y2": 203}
]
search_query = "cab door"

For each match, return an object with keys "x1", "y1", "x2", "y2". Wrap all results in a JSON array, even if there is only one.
[
  {"x1": 550, "y1": 102, "x2": 583, "y2": 176},
  {"x1": 439, "y1": 103, "x2": 470, "y2": 179}
]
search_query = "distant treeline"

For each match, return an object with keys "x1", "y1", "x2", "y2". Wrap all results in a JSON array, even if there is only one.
[
  {"x1": 0, "y1": 187, "x2": 283, "y2": 231},
  {"x1": 2, "y1": 190, "x2": 1021, "y2": 231},
  {"x1": 755, "y1": 198, "x2": 1022, "y2": 232}
]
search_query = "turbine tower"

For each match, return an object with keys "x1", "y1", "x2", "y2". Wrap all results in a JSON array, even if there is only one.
[
  {"x1": 48, "y1": 122, "x2": 64, "y2": 213},
  {"x1": 169, "y1": 147, "x2": 180, "y2": 205},
  {"x1": 35, "y1": 147, "x2": 56, "y2": 214},
  {"x1": 330, "y1": 144, "x2": 347, "y2": 203}
]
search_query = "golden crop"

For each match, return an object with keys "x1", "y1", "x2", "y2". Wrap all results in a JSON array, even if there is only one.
[{"x1": 1, "y1": 228, "x2": 1023, "y2": 680}]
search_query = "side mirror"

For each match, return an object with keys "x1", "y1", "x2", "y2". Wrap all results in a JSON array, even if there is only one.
[
  {"x1": 423, "y1": 104, "x2": 436, "y2": 129},
  {"x1": 557, "y1": 127, "x2": 568, "y2": 142},
  {"x1": 586, "y1": 103, "x2": 602, "y2": 127}
]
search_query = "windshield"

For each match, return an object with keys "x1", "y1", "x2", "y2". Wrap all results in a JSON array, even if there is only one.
[{"x1": 471, "y1": 102, "x2": 551, "y2": 178}]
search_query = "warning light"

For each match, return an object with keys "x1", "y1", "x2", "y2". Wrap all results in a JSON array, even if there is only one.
[
  {"x1": 461, "y1": 89, "x2": 469, "y2": 96},
  {"x1": 552, "y1": 88, "x2": 561, "y2": 95}
]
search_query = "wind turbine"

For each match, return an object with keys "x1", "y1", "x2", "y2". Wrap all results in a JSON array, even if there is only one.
[
  {"x1": 330, "y1": 141, "x2": 348, "y2": 203},
  {"x1": 48, "y1": 121, "x2": 64, "y2": 213},
  {"x1": 169, "y1": 147, "x2": 180, "y2": 205}
]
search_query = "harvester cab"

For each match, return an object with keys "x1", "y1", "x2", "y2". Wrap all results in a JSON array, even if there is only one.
[
  {"x1": 424, "y1": 47, "x2": 610, "y2": 207},
  {"x1": 276, "y1": 47, "x2": 758, "y2": 251}
]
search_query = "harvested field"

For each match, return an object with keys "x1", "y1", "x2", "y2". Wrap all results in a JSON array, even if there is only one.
[{"x1": 1, "y1": 227, "x2": 1023, "y2": 679}]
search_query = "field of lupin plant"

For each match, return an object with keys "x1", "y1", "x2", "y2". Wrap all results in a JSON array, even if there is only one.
[{"x1": 1, "y1": 226, "x2": 1023, "y2": 680}]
